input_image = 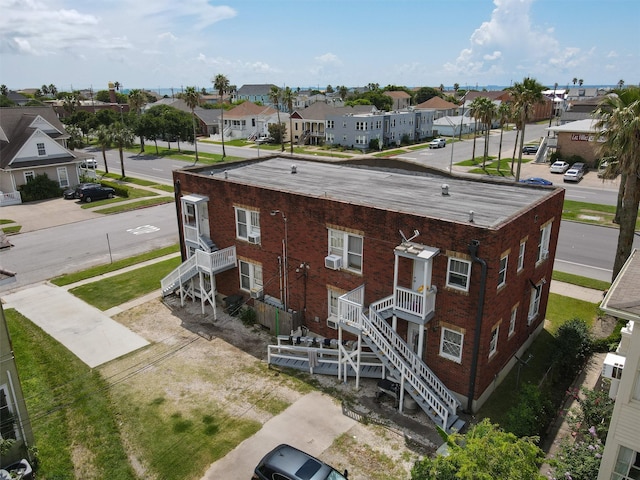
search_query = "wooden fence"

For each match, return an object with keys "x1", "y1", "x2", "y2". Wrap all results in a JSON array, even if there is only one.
[{"x1": 253, "y1": 299, "x2": 302, "y2": 335}]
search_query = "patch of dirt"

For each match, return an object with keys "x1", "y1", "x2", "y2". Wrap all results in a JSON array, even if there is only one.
[{"x1": 105, "y1": 296, "x2": 438, "y2": 479}]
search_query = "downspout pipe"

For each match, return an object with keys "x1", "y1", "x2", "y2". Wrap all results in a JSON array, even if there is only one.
[
  {"x1": 174, "y1": 179, "x2": 186, "y2": 262},
  {"x1": 467, "y1": 239, "x2": 487, "y2": 413}
]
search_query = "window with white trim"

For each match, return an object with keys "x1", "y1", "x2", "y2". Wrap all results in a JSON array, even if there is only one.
[
  {"x1": 235, "y1": 207, "x2": 260, "y2": 243},
  {"x1": 328, "y1": 228, "x2": 363, "y2": 273},
  {"x1": 327, "y1": 120, "x2": 334, "y2": 129},
  {"x1": 440, "y1": 327, "x2": 463, "y2": 363},
  {"x1": 612, "y1": 446, "x2": 640, "y2": 480},
  {"x1": 446, "y1": 257, "x2": 471, "y2": 292},
  {"x1": 37, "y1": 142, "x2": 46, "y2": 156},
  {"x1": 239, "y1": 260, "x2": 262, "y2": 291},
  {"x1": 24, "y1": 171, "x2": 35, "y2": 183},
  {"x1": 57, "y1": 166, "x2": 69, "y2": 188},
  {"x1": 0, "y1": 385, "x2": 17, "y2": 441},
  {"x1": 509, "y1": 307, "x2": 517, "y2": 337},
  {"x1": 489, "y1": 325, "x2": 499, "y2": 357},
  {"x1": 527, "y1": 283, "x2": 542, "y2": 324},
  {"x1": 497, "y1": 254, "x2": 508, "y2": 288},
  {"x1": 537, "y1": 222, "x2": 552, "y2": 263},
  {"x1": 633, "y1": 369, "x2": 640, "y2": 401},
  {"x1": 518, "y1": 241, "x2": 526, "y2": 271}
]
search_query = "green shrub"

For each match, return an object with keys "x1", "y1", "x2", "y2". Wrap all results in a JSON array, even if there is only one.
[
  {"x1": 504, "y1": 383, "x2": 554, "y2": 438},
  {"x1": 100, "y1": 180, "x2": 129, "y2": 198},
  {"x1": 238, "y1": 307, "x2": 256, "y2": 327},
  {"x1": 553, "y1": 318, "x2": 593, "y2": 381},
  {"x1": 18, "y1": 174, "x2": 62, "y2": 202}
]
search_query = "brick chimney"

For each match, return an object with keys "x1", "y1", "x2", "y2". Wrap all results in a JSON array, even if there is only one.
[{"x1": 108, "y1": 82, "x2": 117, "y2": 103}]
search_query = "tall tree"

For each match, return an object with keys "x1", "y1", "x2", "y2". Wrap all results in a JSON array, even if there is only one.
[
  {"x1": 213, "y1": 74, "x2": 230, "y2": 158},
  {"x1": 617, "y1": 79, "x2": 625, "y2": 89},
  {"x1": 594, "y1": 87, "x2": 640, "y2": 280},
  {"x1": 92, "y1": 124, "x2": 112, "y2": 174},
  {"x1": 0, "y1": 84, "x2": 8, "y2": 96},
  {"x1": 127, "y1": 89, "x2": 146, "y2": 152},
  {"x1": 282, "y1": 86, "x2": 294, "y2": 154},
  {"x1": 572, "y1": 77, "x2": 578, "y2": 85},
  {"x1": 183, "y1": 86, "x2": 201, "y2": 163},
  {"x1": 110, "y1": 123, "x2": 134, "y2": 178},
  {"x1": 496, "y1": 101, "x2": 511, "y2": 172},
  {"x1": 114, "y1": 81, "x2": 121, "y2": 91},
  {"x1": 41, "y1": 84, "x2": 49, "y2": 96},
  {"x1": 468, "y1": 97, "x2": 486, "y2": 163},
  {"x1": 337, "y1": 85, "x2": 349, "y2": 101},
  {"x1": 471, "y1": 97, "x2": 497, "y2": 168},
  {"x1": 508, "y1": 77, "x2": 545, "y2": 181},
  {"x1": 579, "y1": 79, "x2": 584, "y2": 86},
  {"x1": 48, "y1": 84, "x2": 57, "y2": 97},
  {"x1": 269, "y1": 86, "x2": 284, "y2": 152}
]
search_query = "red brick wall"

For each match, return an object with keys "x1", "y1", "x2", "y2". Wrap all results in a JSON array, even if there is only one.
[{"x1": 174, "y1": 168, "x2": 564, "y2": 403}]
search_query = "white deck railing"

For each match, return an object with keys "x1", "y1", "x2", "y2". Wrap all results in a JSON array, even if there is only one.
[{"x1": 161, "y1": 246, "x2": 236, "y2": 293}]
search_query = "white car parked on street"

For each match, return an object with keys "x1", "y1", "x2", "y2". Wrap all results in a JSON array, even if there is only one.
[
  {"x1": 550, "y1": 161, "x2": 570, "y2": 174},
  {"x1": 429, "y1": 138, "x2": 446, "y2": 149}
]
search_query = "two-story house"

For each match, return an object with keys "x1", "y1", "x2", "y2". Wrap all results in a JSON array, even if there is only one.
[
  {"x1": 163, "y1": 155, "x2": 564, "y2": 432},
  {"x1": 289, "y1": 104, "x2": 377, "y2": 146},
  {"x1": 597, "y1": 249, "x2": 640, "y2": 480},
  {"x1": 236, "y1": 84, "x2": 278, "y2": 106},
  {"x1": 326, "y1": 109, "x2": 434, "y2": 150},
  {"x1": 0, "y1": 106, "x2": 94, "y2": 206}
]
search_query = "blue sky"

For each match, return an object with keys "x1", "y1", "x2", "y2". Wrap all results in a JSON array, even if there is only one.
[{"x1": 1, "y1": 0, "x2": 638, "y2": 93}]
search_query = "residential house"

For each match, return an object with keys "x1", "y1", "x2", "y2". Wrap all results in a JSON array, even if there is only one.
[
  {"x1": 289, "y1": 104, "x2": 376, "y2": 146},
  {"x1": 236, "y1": 84, "x2": 278, "y2": 106},
  {"x1": 218, "y1": 101, "x2": 282, "y2": 141},
  {"x1": 164, "y1": 155, "x2": 564, "y2": 431},
  {"x1": 384, "y1": 91, "x2": 411, "y2": 110},
  {"x1": 546, "y1": 119, "x2": 602, "y2": 167},
  {"x1": 0, "y1": 269, "x2": 35, "y2": 467},
  {"x1": 326, "y1": 108, "x2": 434, "y2": 150},
  {"x1": 0, "y1": 107, "x2": 93, "y2": 205},
  {"x1": 415, "y1": 97, "x2": 459, "y2": 120},
  {"x1": 4, "y1": 91, "x2": 29, "y2": 106},
  {"x1": 432, "y1": 115, "x2": 475, "y2": 138},
  {"x1": 559, "y1": 96, "x2": 607, "y2": 124},
  {"x1": 597, "y1": 249, "x2": 640, "y2": 480},
  {"x1": 566, "y1": 87, "x2": 611, "y2": 101}
]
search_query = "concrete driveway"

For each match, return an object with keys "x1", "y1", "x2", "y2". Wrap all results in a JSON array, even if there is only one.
[{"x1": 200, "y1": 391, "x2": 356, "y2": 479}]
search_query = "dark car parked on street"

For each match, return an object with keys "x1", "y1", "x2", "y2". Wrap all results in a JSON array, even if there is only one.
[
  {"x1": 522, "y1": 145, "x2": 539, "y2": 154},
  {"x1": 63, "y1": 183, "x2": 100, "y2": 200},
  {"x1": 74, "y1": 184, "x2": 115, "y2": 203},
  {"x1": 253, "y1": 444, "x2": 348, "y2": 480}
]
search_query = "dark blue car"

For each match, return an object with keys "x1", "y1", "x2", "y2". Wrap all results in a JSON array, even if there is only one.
[{"x1": 519, "y1": 177, "x2": 553, "y2": 186}]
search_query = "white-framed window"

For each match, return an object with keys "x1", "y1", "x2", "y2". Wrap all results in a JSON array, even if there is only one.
[
  {"x1": 509, "y1": 307, "x2": 517, "y2": 337},
  {"x1": 328, "y1": 228, "x2": 363, "y2": 273},
  {"x1": 440, "y1": 327, "x2": 463, "y2": 363},
  {"x1": 497, "y1": 254, "x2": 508, "y2": 288},
  {"x1": 326, "y1": 133, "x2": 334, "y2": 143},
  {"x1": 518, "y1": 241, "x2": 526, "y2": 271},
  {"x1": 57, "y1": 166, "x2": 69, "y2": 188},
  {"x1": 24, "y1": 170, "x2": 35, "y2": 183},
  {"x1": 632, "y1": 369, "x2": 640, "y2": 401},
  {"x1": 537, "y1": 222, "x2": 552, "y2": 263},
  {"x1": 184, "y1": 203, "x2": 196, "y2": 226},
  {"x1": 527, "y1": 283, "x2": 542, "y2": 324},
  {"x1": 355, "y1": 135, "x2": 367, "y2": 145},
  {"x1": 489, "y1": 324, "x2": 499, "y2": 357},
  {"x1": 446, "y1": 257, "x2": 471, "y2": 292},
  {"x1": 36, "y1": 142, "x2": 46, "y2": 156},
  {"x1": 234, "y1": 207, "x2": 260, "y2": 243},
  {"x1": 0, "y1": 384, "x2": 17, "y2": 441},
  {"x1": 612, "y1": 446, "x2": 640, "y2": 480},
  {"x1": 239, "y1": 260, "x2": 262, "y2": 291},
  {"x1": 327, "y1": 120, "x2": 334, "y2": 129}
]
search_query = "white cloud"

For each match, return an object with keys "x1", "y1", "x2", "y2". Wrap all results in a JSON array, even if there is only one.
[
  {"x1": 607, "y1": 50, "x2": 618, "y2": 58},
  {"x1": 444, "y1": 0, "x2": 590, "y2": 82},
  {"x1": 315, "y1": 53, "x2": 341, "y2": 65},
  {"x1": 158, "y1": 32, "x2": 178, "y2": 42}
]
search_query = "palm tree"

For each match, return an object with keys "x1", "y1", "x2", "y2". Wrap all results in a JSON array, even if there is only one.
[
  {"x1": 496, "y1": 102, "x2": 511, "y2": 172},
  {"x1": 579, "y1": 79, "x2": 584, "y2": 86},
  {"x1": 41, "y1": 85, "x2": 49, "y2": 96},
  {"x1": 114, "y1": 81, "x2": 121, "y2": 91},
  {"x1": 468, "y1": 97, "x2": 485, "y2": 163},
  {"x1": 453, "y1": 83, "x2": 460, "y2": 93},
  {"x1": 127, "y1": 89, "x2": 146, "y2": 152},
  {"x1": 0, "y1": 85, "x2": 8, "y2": 96},
  {"x1": 110, "y1": 123, "x2": 134, "y2": 178},
  {"x1": 49, "y1": 84, "x2": 57, "y2": 97},
  {"x1": 269, "y1": 86, "x2": 284, "y2": 152},
  {"x1": 183, "y1": 86, "x2": 201, "y2": 163},
  {"x1": 338, "y1": 85, "x2": 349, "y2": 101},
  {"x1": 92, "y1": 125, "x2": 112, "y2": 174},
  {"x1": 617, "y1": 79, "x2": 625, "y2": 89},
  {"x1": 479, "y1": 99, "x2": 497, "y2": 168},
  {"x1": 213, "y1": 74, "x2": 230, "y2": 158},
  {"x1": 282, "y1": 86, "x2": 294, "y2": 154},
  {"x1": 572, "y1": 78, "x2": 578, "y2": 86},
  {"x1": 594, "y1": 87, "x2": 640, "y2": 280},
  {"x1": 507, "y1": 77, "x2": 546, "y2": 181}
]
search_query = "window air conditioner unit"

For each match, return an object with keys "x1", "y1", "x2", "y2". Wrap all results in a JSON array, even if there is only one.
[
  {"x1": 250, "y1": 288, "x2": 264, "y2": 300},
  {"x1": 248, "y1": 233, "x2": 261, "y2": 244},
  {"x1": 327, "y1": 317, "x2": 338, "y2": 330},
  {"x1": 324, "y1": 254, "x2": 342, "y2": 270}
]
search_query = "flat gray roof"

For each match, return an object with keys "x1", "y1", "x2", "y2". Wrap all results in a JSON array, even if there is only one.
[{"x1": 202, "y1": 157, "x2": 557, "y2": 228}]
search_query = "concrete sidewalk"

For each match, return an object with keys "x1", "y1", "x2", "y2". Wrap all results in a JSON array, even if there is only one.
[
  {"x1": 1, "y1": 283, "x2": 149, "y2": 368},
  {"x1": 549, "y1": 280, "x2": 604, "y2": 303},
  {"x1": 200, "y1": 391, "x2": 356, "y2": 479}
]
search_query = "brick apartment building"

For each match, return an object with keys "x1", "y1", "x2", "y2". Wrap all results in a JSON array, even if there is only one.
[{"x1": 165, "y1": 155, "x2": 564, "y2": 428}]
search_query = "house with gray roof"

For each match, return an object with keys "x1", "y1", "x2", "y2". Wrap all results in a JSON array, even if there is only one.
[
  {"x1": 0, "y1": 107, "x2": 93, "y2": 205},
  {"x1": 236, "y1": 84, "x2": 278, "y2": 106}
]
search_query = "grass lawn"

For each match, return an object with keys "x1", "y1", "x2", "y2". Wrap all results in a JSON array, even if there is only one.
[
  {"x1": 6, "y1": 309, "x2": 137, "y2": 480},
  {"x1": 93, "y1": 196, "x2": 174, "y2": 213},
  {"x1": 552, "y1": 271, "x2": 610, "y2": 291},
  {"x1": 69, "y1": 257, "x2": 181, "y2": 310}
]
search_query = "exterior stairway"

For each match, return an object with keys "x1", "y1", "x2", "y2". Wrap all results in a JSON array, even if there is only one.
[
  {"x1": 161, "y1": 246, "x2": 237, "y2": 298},
  {"x1": 339, "y1": 288, "x2": 464, "y2": 433}
]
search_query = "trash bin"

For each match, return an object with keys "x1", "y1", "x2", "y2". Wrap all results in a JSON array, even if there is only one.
[{"x1": 224, "y1": 294, "x2": 243, "y2": 316}]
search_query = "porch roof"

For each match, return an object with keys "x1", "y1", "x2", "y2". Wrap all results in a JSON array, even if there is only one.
[{"x1": 200, "y1": 157, "x2": 560, "y2": 229}]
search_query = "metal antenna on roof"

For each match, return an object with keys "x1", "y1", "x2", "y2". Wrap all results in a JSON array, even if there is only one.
[{"x1": 399, "y1": 229, "x2": 420, "y2": 243}]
